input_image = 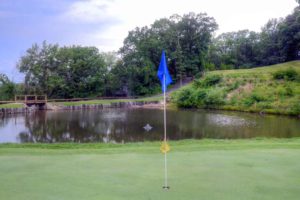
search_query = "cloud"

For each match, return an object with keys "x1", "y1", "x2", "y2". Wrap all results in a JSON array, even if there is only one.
[
  {"x1": 63, "y1": 0, "x2": 119, "y2": 23},
  {"x1": 0, "y1": 0, "x2": 298, "y2": 82}
]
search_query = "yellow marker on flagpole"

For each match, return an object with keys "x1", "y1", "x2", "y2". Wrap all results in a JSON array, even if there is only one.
[{"x1": 160, "y1": 141, "x2": 170, "y2": 154}]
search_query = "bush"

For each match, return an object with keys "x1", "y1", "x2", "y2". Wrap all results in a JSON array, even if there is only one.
[
  {"x1": 194, "y1": 72, "x2": 204, "y2": 79},
  {"x1": 175, "y1": 87, "x2": 225, "y2": 108},
  {"x1": 203, "y1": 89, "x2": 225, "y2": 106},
  {"x1": 243, "y1": 92, "x2": 267, "y2": 107},
  {"x1": 194, "y1": 74, "x2": 223, "y2": 88},
  {"x1": 193, "y1": 89, "x2": 207, "y2": 107},
  {"x1": 203, "y1": 74, "x2": 223, "y2": 87},
  {"x1": 175, "y1": 88, "x2": 195, "y2": 108},
  {"x1": 272, "y1": 68, "x2": 299, "y2": 81},
  {"x1": 290, "y1": 102, "x2": 300, "y2": 115}
]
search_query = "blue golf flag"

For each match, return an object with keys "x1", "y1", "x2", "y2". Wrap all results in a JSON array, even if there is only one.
[{"x1": 157, "y1": 50, "x2": 172, "y2": 92}]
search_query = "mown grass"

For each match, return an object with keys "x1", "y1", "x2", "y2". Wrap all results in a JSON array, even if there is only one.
[
  {"x1": 55, "y1": 96, "x2": 163, "y2": 106},
  {"x1": 0, "y1": 139, "x2": 300, "y2": 200},
  {"x1": 1, "y1": 138, "x2": 300, "y2": 152},
  {"x1": 0, "y1": 103, "x2": 24, "y2": 109},
  {"x1": 171, "y1": 61, "x2": 300, "y2": 115}
]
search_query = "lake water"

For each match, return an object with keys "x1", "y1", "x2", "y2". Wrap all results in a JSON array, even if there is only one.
[{"x1": 0, "y1": 108, "x2": 299, "y2": 143}]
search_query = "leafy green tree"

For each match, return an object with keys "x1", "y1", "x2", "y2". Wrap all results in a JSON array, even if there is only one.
[
  {"x1": 177, "y1": 13, "x2": 218, "y2": 74},
  {"x1": 55, "y1": 46, "x2": 107, "y2": 98},
  {"x1": 210, "y1": 30, "x2": 260, "y2": 69},
  {"x1": 277, "y1": 6, "x2": 300, "y2": 61},
  {"x1": 18, "y1": 42, "x2": 108, "y2": 98},
  {"x1": 118, "y1": 12, "x2": 218, "y2": 95},
  {"x1": 17, "y1": 41, "x2": 60, "y2": 95},
  {"x1": 0, "y1": 73, "x2": 16, "y2": 100},
  {"x1": 257, "y1": 19, "x2": 284, "y2": 65}
]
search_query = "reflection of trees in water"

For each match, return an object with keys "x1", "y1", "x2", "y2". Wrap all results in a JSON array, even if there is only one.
[
  {"x1": 18, "y1": 111, "x2": 107, "y2": 143},
  {"x1": 16, "y1": 109, "x2": 300, "y2": 143},
  {"x1": 0, "y1": 114, "x2": 22, "y2": 128},
  {"x1": 17, "y1": 110, "x2": 180, "y2": 143},
  {"x1": 0, "y1": 115, "x2": 9, "y2": 127},
  {"x1": 18, "y1": 110, "x2": 162, "y2": 143}
]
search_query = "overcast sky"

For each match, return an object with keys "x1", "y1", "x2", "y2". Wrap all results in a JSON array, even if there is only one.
[{"x1": 0, "y1": 0, "x2": 298, "y2": 82}]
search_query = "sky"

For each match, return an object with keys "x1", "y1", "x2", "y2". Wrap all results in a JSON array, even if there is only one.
[{"x1": 0, "y1": 0, "x2": 298, "y2": 82}]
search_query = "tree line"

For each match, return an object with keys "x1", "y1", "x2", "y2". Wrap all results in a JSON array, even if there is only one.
[{"x1": 1, "y1": 2, "x2": 299, "y2": 99}]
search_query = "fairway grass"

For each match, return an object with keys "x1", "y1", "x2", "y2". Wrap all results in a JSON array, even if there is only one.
[{"x1": 0, "y1": 139, "x2": 300, "y2": 200}]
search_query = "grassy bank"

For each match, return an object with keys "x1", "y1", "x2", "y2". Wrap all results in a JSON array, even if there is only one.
[
  {"x1": 171, "y1": 61, "x2": 300, "y2": 116},
  {"x1": 53, "y1": 96, "x2": 162, "y2": 106},
  {"x1": 0, "y1": 97, "x2": 162, "y2": 109},
  {"x1": 0, "y1": 103, "x2": 24, "y2": 109},
  {"x1": 0, "y1": 139, "x2": 300, "y2": 200}
]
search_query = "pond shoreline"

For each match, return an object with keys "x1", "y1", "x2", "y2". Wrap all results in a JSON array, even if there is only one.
[
  {"x1": 1, "y1": 138, "x2": 300, "y2": 151},
  {"x1": 0, "y1": 100, "x2": 162, "y2": 115},
  {"x1": 1, "y1": 99, "x2": 299, "y2": 119}
]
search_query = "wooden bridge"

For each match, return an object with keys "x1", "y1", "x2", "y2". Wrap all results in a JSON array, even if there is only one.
[{"x1": 15, "y1": 95, "x2": 47, "y2": 106}]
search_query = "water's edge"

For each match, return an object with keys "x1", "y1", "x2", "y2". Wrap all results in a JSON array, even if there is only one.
[{"x1": 0, "y1": 101, "x2": 161, "y2": 115}]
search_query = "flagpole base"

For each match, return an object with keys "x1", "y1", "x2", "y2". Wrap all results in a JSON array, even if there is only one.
[{"x1": 162, "y1": 186, "x2": 170, "y2": 190}]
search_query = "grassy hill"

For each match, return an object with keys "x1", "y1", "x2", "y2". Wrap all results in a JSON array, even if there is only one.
[{"x1": 171, "y1": 61, "x2": 300, "y2": 116}]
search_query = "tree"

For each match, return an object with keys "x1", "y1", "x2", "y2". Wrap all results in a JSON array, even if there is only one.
[
  {"x1": 118, "y1": 12, "x2": 218, "y2": 95},
  {"x1": 17, "y1": 41, "x2": 60, "y2": 95},
  {"x1": 177, "y1": 13, "x2": 218, "y2": 74},
  {"x1": 277, "y1": 6, "x2": 300, "y2": 61},
  {"x1": 18, "y1": 42, "x2": 108, "y2": 98},
  {"x1": 0, "y1": 73, "x2": 15, "y2": 100},
  {"x1": 210, "y1": 30, "x2": 260, "y2": 69},
  {"x1": 54, "y1": 46, "x2": 107, "y2": 98}
]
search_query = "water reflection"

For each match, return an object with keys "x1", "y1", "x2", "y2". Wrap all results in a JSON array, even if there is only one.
[{"x1": 0, "y1": 109, "x2": 299, "y2": 143}]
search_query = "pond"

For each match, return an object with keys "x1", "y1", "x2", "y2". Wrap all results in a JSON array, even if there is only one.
[{"x1": 0, "y1": 108, "x2": 299, "y2": 143}]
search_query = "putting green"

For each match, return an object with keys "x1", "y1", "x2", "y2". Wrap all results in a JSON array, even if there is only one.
[{"x1": 0, "y1": 139, "x2": 300, "y2": 200}]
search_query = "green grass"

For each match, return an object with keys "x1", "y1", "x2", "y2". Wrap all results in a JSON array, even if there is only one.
[
  {"x1": 172, "y1": 61, "x2": 300, "y2": 115},
  {"x1": 0, "y1": 139, "x2": 300, "y2": 200},
  {"x1": 55, "y1": 96, "x2": 163, "y2": 106},
  {"x1": 0, "y1": 103, "x2": 24, "y2": 109}
]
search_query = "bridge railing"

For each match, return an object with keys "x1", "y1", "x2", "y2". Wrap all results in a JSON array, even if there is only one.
[{"x1": 15, "y1": 95, "x2": 47, "y2": 104}]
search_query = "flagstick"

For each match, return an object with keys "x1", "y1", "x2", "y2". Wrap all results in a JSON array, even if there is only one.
[{"x1": 163, "y1": 75, "x2": 169, "y2": 190}]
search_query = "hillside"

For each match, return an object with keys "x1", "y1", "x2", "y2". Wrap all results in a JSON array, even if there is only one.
[{"x1": 171, "y1": 61, "x2": 300, "y2": 116}]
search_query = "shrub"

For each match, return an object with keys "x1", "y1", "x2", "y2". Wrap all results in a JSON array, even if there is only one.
[
  {"x1": 202, "y1": 74, "x2": 223, "y2": 87},
  {"x1": 175, "y1": 88, "x2": 195, "y2": 108},
  {"x1": 203, "y1": 89, "x2": 225, "y2": 106},
  {"x1": 194, "y1": 72, "x2": 203, "y2": 79},
  {"x1": 193, "y1": 89, "x2": 207, "y2": 107},
  {"x1": 194, "y1": 74, "x2": 222, "y2": 88},
  {"x1": 291, "y1": 102, "x2": 300, "y2": 115},
  {"x1": 243, "y1": 92, "x2": 267, "y2": 107},
  {"x1": 272, "y1": 68, "x2": 299, "y2": 81},
  {"x1": 194, "y1": 74, "x2": 223, "y2": 88},
  {"x1": 276, "y1": 84, "x2": 294, "y2": 97}
]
